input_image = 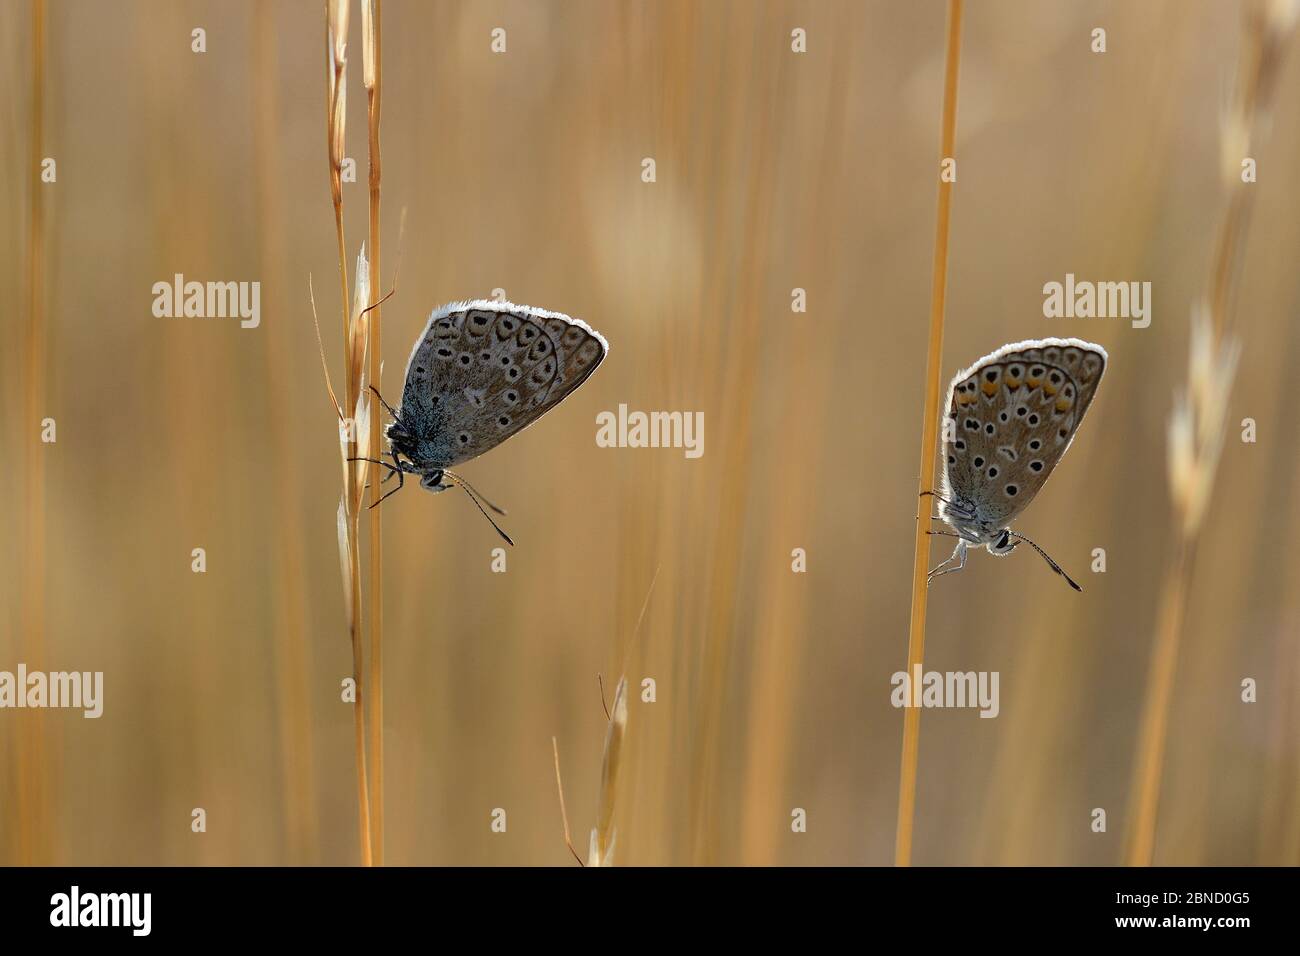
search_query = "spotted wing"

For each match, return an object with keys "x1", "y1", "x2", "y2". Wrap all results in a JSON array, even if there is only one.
[
  {"x1": 941, "y1": 338, "x2": 1106, "y2": 524},
  {"x1": 399, "y1": 300, "x2": 607, "y2": 469}
]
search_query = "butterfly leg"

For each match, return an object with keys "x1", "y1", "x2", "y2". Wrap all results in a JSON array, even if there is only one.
[{"x1": 926, "y1": 536, "x2": 970, "y2": 584}]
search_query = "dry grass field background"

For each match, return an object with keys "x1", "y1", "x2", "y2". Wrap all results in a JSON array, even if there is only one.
[{"x1": 2, "y1": 0, "x2": 1298, "y2": 866}]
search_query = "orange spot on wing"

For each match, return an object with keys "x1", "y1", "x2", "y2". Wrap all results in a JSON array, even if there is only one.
[
  {"x1": 1056, "y1": 398, "x2": 1071, "y2": 412},
  {"x1": 981, "y1": 381, "x2": 998, "y2": 396}
]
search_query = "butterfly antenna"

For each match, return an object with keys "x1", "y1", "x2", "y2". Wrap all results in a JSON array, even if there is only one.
[
  {"x1": 1007, "y1": 531, "x2": 1083, "y2": 592},
  {"x1": 443, "y1": 472, "x2": 514, "y2": 546},
  {"x1": 444, "y1": 470, "x2": 507, "y2": 516},
  {"x1": 368, "y1": 384, "x2": 401, "y2": 422}
]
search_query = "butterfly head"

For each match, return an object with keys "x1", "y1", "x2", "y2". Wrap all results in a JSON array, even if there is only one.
[
  {"x1": 418, "y1": 469, "x2": 451, "y2": 494},
  {"x1": 986, "y1": 528, "x2": 1017, "y2": 556}
]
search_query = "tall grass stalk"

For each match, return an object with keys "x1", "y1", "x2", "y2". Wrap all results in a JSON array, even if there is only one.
[
  {"x1": 894, "y1": 0, "x2": 963, "y2": 868},
  {"x1": 362, "y1": 0, "x2": 385, "y2": 868},
  {"x1": 324, "y1": 0, "x2": 373, "y2": 867},
  {"x1": 1125, "y1": 0, "x2": 1294, "y2": 867}
]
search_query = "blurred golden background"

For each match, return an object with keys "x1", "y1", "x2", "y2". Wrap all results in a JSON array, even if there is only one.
[{"x1": 2, "y1": 0, "x2": 1297, "y2": 866}]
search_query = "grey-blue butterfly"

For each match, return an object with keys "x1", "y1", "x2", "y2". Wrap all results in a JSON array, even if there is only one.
[
  {"x1": 359, "y1": 299, "x2": 608, "y2": 543},
  {"x1": 926, "y1": 337, "x2": 1106, "y2": 591}
]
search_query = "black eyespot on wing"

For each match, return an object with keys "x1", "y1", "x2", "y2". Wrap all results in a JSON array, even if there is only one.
[
  {"x1": 985, "y1": 370, "x2": 997, "y2": 382},
  {"x1": 973, "y1": 456, "x2": 984, "y2": 468},
  {"x1": 1006, "y1": 485, "x2": 1018, "y2": 496},
  {"x1": 1029, "y1": 439, "x2": 1041, "y2": 450},
  {"x1": 999, "y1": 412, "x2": 1009, "y2": 422},
  {"x1": 1016, "y1": 406, "x2": 1028, "y2": 417},
  {"x1": 985, "y1": 423, "x2": 995, "y2": 434},
  {"x1": 987, "y1": 466, "x2": 998, "y2": 478},
  {"x1": 1030, "y1": 461, "x2": 1043, "y2": 472},
  {"x1": 1028, "y1": 413, "x2": 1039, "y2": 425},
  {"x1": 459, "y1": 354, "x2": 471, "y2": 366}
]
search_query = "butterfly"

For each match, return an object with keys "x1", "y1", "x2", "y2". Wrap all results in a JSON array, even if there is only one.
[
  {"x1": 925, "y1": 337, "x2": 1106, "y2": 591},
  {"x1": 354, "y1": 299, "x2": 608, "y2": 543}
]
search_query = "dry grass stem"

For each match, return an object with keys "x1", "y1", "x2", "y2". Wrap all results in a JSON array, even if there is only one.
[
  {"x1": 362, "y1": 0, "x2": 386, "y2": 868},
  {"x1": 894, "y1": 0, "x2": 963, "y2": 868},
  {"x1": 589, "y1": 675, "x2": 628, "y2": 866},
  {"x1": 324, "y1": 0, "x2": 373, "y2": 867},
  {"x1": 551, "y1": 737, "x2": 584, "y2": 866}
]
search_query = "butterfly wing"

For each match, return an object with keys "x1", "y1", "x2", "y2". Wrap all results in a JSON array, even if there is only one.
[
  {"x1": 942, "y1": 338, "x2": 1106, "y2": 524},
  {"x1": 398, "y1": 300, "x2": 607, "y2": 469}
]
